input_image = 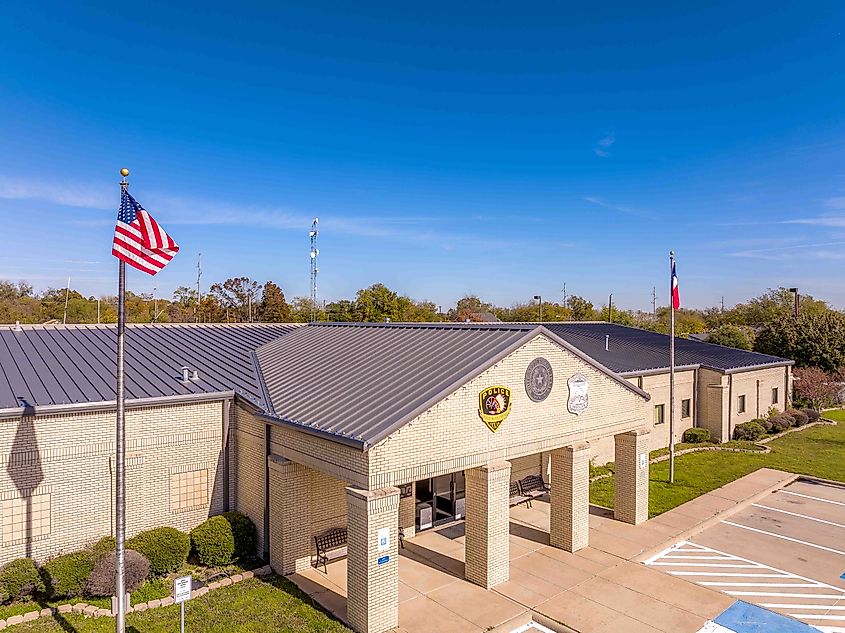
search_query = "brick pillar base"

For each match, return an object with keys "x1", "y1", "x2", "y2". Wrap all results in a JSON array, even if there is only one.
[
  {"x1": 550, "y1": 443, "x2": 590, "y2": 552},
  {"x1": 465, "y1": 460, "x2": 511, "y2": 589},
  {"x1": 268, "y1": 456, "x2": 313, "y2": 575},
  {"x1": 614, "y1": 429, "x2": 650, "y2": 525},
  {"x1": 346, "y1": 486, "x2": 400, "y2": 633},
  {"x1": 398, "y1": 481, "x2": 416, "y2": 541}
]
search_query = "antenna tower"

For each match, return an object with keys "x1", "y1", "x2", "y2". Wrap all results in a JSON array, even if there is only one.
[
  {"x1": 652, "y1": 286, "x2": 657, "y2": 316},
  {"x1": 309, "y1": 218, "x2": 319, "y2": 322},
  {"x1": 195, "y1": 253, "x2": 202, "y2": 323}
]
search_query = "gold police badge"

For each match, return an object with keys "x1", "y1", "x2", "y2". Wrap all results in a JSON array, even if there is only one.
[{"x1": 478, "y1": 385, "x2": 511, "y2": 433}]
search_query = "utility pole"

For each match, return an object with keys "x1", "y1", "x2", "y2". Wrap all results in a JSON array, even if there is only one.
[
  {"x1": 789, "y1": 287, "x2": 799, "y2": 318},
  {"x1": 721, "y1": 296, "x2": 725, "y2": 313},
  {"x1": 652, "y1": 287, "x2": 657, "y2": 317},
  {"x1": 152, "y1": 286, "x2": 158, "y2": 323},
  {"x1": 533, "y1": 295, "x2": 543, "y2": 321},
  {"x1": 63, "y1": 277, "x2": 71, "y2": 324},
  {"x1": 561, "y1": 283, "x2": 567, "y2": 308},
  {"x1": 97, "y1": 298, "x2": 101, "y2": 324},
  {"x1": 608, "y1": 293, "x2": 613, "y2": 323},
  {"x1": 195, "y1": 253, "x2": 202, "y2": 323}
]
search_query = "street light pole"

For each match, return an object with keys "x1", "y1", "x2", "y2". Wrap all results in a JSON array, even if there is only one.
[{"x1": 533, "y1": 295, "x2": 542, "y2": 321}]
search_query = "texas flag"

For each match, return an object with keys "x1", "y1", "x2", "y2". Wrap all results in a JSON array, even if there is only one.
[{"x1": 671, "y1": 259, "x2": 680, "y2": 309}]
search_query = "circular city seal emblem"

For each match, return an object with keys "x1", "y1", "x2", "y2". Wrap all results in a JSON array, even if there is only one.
[{"x1": 525, "y1": 357, "x2": 554, "y2": 402}]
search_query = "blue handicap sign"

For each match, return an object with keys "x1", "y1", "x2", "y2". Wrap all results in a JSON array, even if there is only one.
[{"x1": 377, "y1": 555, "x2": 389, "y2": 565}]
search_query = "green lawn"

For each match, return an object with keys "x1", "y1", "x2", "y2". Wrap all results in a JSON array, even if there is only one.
[
  {"x1": 591, "y1": 410, "x2": 845, "y2": 516},
  {"x1": 7, "y1": 576, "x2": 350, "y2": 633}
]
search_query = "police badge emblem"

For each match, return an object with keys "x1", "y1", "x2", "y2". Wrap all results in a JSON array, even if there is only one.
[
  {"x1": 567, "y1": 373, "x2": 589, "y2": 415},
  {"x1": 478, "y1": 385, "x2": 511, "y2": 432}
]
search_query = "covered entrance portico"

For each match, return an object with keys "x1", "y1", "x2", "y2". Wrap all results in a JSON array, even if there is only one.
[{"x1": 254, "y1": 324, "x2": 653, "y2": 633}]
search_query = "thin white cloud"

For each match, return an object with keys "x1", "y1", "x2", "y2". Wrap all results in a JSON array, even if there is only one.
[
  {"x1": 729, "y1": 240, "x2": 845, "y2": 259},
  {"x1": 584, "y1": 196, "x2": 653, "y2": 220},
  {"x1": 823, "y1": 197, "x2": 845, "y2": 209},
  {"x1": 0, "y1": 176, "x2": 112, "y2": 210},
  {"x1": 594, "y1": 132, "x2": 615, "y2": 157},
  {"x1": 783, "y1": 215, "x2": 845, "y2": 228}
]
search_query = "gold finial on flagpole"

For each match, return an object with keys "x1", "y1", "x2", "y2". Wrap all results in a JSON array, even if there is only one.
[{"x1": 120, "y1": 167, "x2": 129, "y2": 190}]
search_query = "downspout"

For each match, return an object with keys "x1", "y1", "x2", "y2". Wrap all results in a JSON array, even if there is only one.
[
  {"x1": 222, "y1": 399, "x2": 231, "y2": 512},
  {"x1": 264, "y1": 424, "x2": 271, "y2": 561},
  {"x1": 756, "y1": 380, "x2": 760, "y2": 418},
  {"x1": 785, "y1": 366, "x2": 790, "y2": 409},
  {"x1": 727, "y1": 374, "x2": 734, "y2": 440},
  {"x1": 693, "y1": 369, "x2": 699, "y2": 428}
]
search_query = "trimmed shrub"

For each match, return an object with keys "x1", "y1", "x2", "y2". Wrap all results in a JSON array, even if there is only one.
[
  {"x1": 769, "y1": 415, "x2": 792, "y2": 433},
  {"x1": 126, "y1": 527, "x2": 190, "y2": 576},
  {"x1": 220, "y1": 512, "x2": 257, "y2": 562},
  {"x1": 682, "y1": 428, "x2": 711, "y2": 444},
  {"x1": 86, "y1": 550, "x2": 149, "y2": 597},
  {"x1": 787, "y1": 409, "x2": 809, "y2": 427},
  {"x1": 90, "y1": 536, "x2": 116, "y2": 562},
  {"x1": 780, "y1": 411, "x2": 797, "y2": 427},
  {"x1": 43, "y1": 552, "x2": 94, "y2": 598},
  {"x1": 733, "y1": 421, "x2": 765, "y2": 441},
  {"x1": 0, "y1": 558, "x2": 44, "y2": 604},
  {"x1": 191, "y1": 516, "x2": 235, "y2": 567},
  {"x1": 755, "y1": 417, "x2": 774, "y2": 434},
  {"x1": 804, "y1": 408, "x2": 821, "y2": 424}
]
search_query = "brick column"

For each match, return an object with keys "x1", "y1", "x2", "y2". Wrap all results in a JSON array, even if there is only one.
[
  {"x1": 398, "y1": 481, "x2": 416, "y2": 541},
  {"x1": 346, "y1": 486, "x2": 400, "y2": 633},
  {"x1": 549, "y1": 443, "x2": 590, "y2": 552},
  {"x1": 268, "y1": 456, "x2": 313, "y2": 575},
  {"x1": 614, "y1": 429, "x2": 650, "y2": 525},
  {"x1": 464, "y1": 460, "x2": 511, "y2": 589}
]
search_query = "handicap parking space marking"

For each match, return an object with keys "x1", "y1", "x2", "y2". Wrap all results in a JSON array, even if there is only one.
[{"x1": 645, "y1": 541, "x2": 845, "y2": 631}]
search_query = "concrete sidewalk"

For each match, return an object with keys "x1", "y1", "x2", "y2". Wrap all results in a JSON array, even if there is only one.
[{"x1": 290, "y1": 468, "x2": 798, "y2": 633}]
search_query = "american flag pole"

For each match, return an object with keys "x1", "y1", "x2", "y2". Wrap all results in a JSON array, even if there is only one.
[
  {"x1": 114, "y1": 168, "x2": 129, "y2": 633},
  {"x1": 669, "y1": 250, "x2": 676, "y2": 485}
]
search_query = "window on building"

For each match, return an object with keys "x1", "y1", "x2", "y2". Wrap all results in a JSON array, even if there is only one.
[
  {"x1": 737, "y1": 394, "x2": 746, "y2": 414},
  {"x1": 170, "y1": 469, "x2": 209, "y2": 513},
  {"x1": 2, "y1": 493, "x2": 51, "y2": 545},
  {"x1": 681, "y1": 398, "x2": 691, "y2": 419},
  {"x1": 772, "y1": 388, "x2": 779, "y2": 405},
  {"x1": 654, "y1": 404, "x2": 665, "y2": 425}
]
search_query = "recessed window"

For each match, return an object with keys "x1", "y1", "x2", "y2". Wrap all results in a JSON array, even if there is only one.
[
  {"x1": 737, "y1": 395, "x2": 746, "y2": 414},
  {"x1": 170, "y1": 469, "x2": 209, "y2": 513},
  {"x1": 654, "y1": 404, "x2": 665, "y2": 425},
  {"x1": 681, "y1": 399, "x2": 691, "y2": 419},
  {"x1": 772, "y1": 388, "x2": 779, "y2": 405}
]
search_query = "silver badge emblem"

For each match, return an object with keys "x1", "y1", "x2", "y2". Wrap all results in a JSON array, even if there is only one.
[{"x1": 567, "y1": 373, "x2": 589, "y2": 415}]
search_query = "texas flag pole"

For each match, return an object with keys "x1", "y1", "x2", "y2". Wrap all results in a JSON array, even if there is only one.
[
  {"x1": 111, "y1": 168, "x2": 179, "y2": 632},
  {"x1": 669, "y1": 250, "x2": 679, "y2": 484}
]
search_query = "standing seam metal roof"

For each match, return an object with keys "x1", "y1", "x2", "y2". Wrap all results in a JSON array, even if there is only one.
[
  {"x1": 544, "y1": 322, "x2": 791, "y2": 374},
  {"x1": 254, "y1": 322, "x2": 649, "y2": 449},
  {"x1": 0, "y1": 323, "x2": 300, "y2": 414}
]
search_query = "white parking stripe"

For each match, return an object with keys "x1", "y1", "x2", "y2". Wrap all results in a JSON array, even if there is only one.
[
  {"x1": 652, "y1": 562, "x2": 761, "y2": 568},
  {"x1": 721, "y1": 520, "x2": 845, "y2": 556},
  {"x1": 752, "y1": 503, "x2": 845, "y2": 529},
  {"x1": 780, "y1": 490, "x2": 845, "y2": 507},
  {"x1": 698, "y1": 582, "x2": 823, "y2": 588},
  {"x1": 726, "y1": 591, "x2": 845, "y2": 598},
  {"x1": 761, "y1": 604, "x2": 845, "y2": 610},
  {"x1": 669, "y1": 572, "x2": 808, "y2": 577},
  {"x1": 788, "y1": 614, "x2": 845, "y2": 621}
]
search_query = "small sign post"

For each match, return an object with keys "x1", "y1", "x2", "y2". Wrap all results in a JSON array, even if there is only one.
[{"x1": 173, "y1": 575, "x2": 192, "y2": 633}]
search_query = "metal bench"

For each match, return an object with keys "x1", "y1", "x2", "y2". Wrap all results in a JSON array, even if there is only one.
[
  {"x1": 314, "y1": 527, "x2": 347, "y2": 573},
  {"x1": 509, "y1": 481, "x2": 532, "y2": 508},
  {"x1": 520, "y1": 474, "x2": 550, "y2": 503}
]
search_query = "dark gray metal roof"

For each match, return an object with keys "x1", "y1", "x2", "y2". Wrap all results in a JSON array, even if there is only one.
[
  {"x1": 0, "y1": 323, "x2": 300, "y2": 415},
  {"x1": 544, "y1": 322, "x2": 792, "y2": 375},
  {"x1": 254, "y1": 322, "x2": 648, "y2": 449}
]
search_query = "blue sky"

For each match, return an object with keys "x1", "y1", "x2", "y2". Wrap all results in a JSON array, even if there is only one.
[{"x1": 2, "y1": 1, "x2": 845, "y2": 310}]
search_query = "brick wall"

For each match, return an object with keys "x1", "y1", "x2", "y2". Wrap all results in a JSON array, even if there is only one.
[
  {"x1": 230, "y1": 402, "x2": 267, "y2": 555},
  {"x1": 0, "y1": 400, "x2": 227, "y2": 565}
]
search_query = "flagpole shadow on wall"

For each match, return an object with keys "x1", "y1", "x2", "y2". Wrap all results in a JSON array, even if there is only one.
[{"x1": 7, "y1": 399, "x2": 44, "y2": 561}]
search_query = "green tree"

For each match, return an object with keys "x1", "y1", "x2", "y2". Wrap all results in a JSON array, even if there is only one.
[
  {"x1": 354, "y1": 283, "x2": 401, "y2": 322},
  {"x1": 450, "y1": 295, "x2": 494, "y2": 322},
  {"x1": 209, "y1": 277, "x2": 261, "y2": 322},
  {"x1": 756, "y1": 311, "x2": 845, "y2": 371},
  {"x1": 566, "y1": 296, "x2": 596, "y2": 321},
  {"x1": 732, "y1": 288, "x2": 829, "y2": 326},
  {"x1": 600, "y1": 306, "x2": 635, "y2": 326},
  {"x1": 290, "y1": 297, "x2": 326, "y2": 322},
  {"x1": 325, "y1": 299, "x2": 355, "y2": 322},
  {"x1": 258, "y1": 281, "x2": 291, "y2": 322},
  {"x1": 708, "y1": 324, "x2": 755, "y2": 350}
]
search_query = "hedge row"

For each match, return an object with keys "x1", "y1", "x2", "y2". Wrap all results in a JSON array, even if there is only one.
[
  {"x1": 0, "y1": 512, "x2": 256, "y2": 605},
  {"x1": 733, "y1": 408, "x2": 820, "y2": 441}
]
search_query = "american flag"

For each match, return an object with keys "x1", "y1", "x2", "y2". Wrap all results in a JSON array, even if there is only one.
[
  {"x1": 671, "y1": 259, "x2": 680, "y2": 309},
  {"x1": 112, "y1": 189, "x2": 179, "y2": 275}
]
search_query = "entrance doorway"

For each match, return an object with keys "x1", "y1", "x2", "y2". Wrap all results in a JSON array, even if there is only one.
[{"x1": 415, "y1": 472, "x2": 466, "y2": 531}]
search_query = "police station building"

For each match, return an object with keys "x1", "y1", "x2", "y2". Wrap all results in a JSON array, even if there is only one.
[{"x1": 0, "y1": 321, "x2": 792, "y2": 633}]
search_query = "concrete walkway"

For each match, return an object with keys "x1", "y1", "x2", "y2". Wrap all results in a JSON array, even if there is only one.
[{"x1": 289, "y1": 468, "x2": 798, "y2": 633}]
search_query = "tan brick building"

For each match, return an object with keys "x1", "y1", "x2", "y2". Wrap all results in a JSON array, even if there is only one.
[{"x1": 0, "y1": 321, "x2": 791, "y2": 633}]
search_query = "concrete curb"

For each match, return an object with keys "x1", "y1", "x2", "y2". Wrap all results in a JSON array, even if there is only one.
[
  {"x1": 634, "y1": 469, "x2": 800, "y2": 563},
  {"x1": 0, "y1": 565, "x2": 274, "y2": 628}
]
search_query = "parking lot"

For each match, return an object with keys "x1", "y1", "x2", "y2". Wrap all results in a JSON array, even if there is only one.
[{"x1": 646, "y1": 478, "x2": 845, "y2": 632}]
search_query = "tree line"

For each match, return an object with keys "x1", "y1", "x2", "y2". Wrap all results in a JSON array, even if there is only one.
[{"x1": 3, "y1": 279, "x2": 845, "y2": 373}]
